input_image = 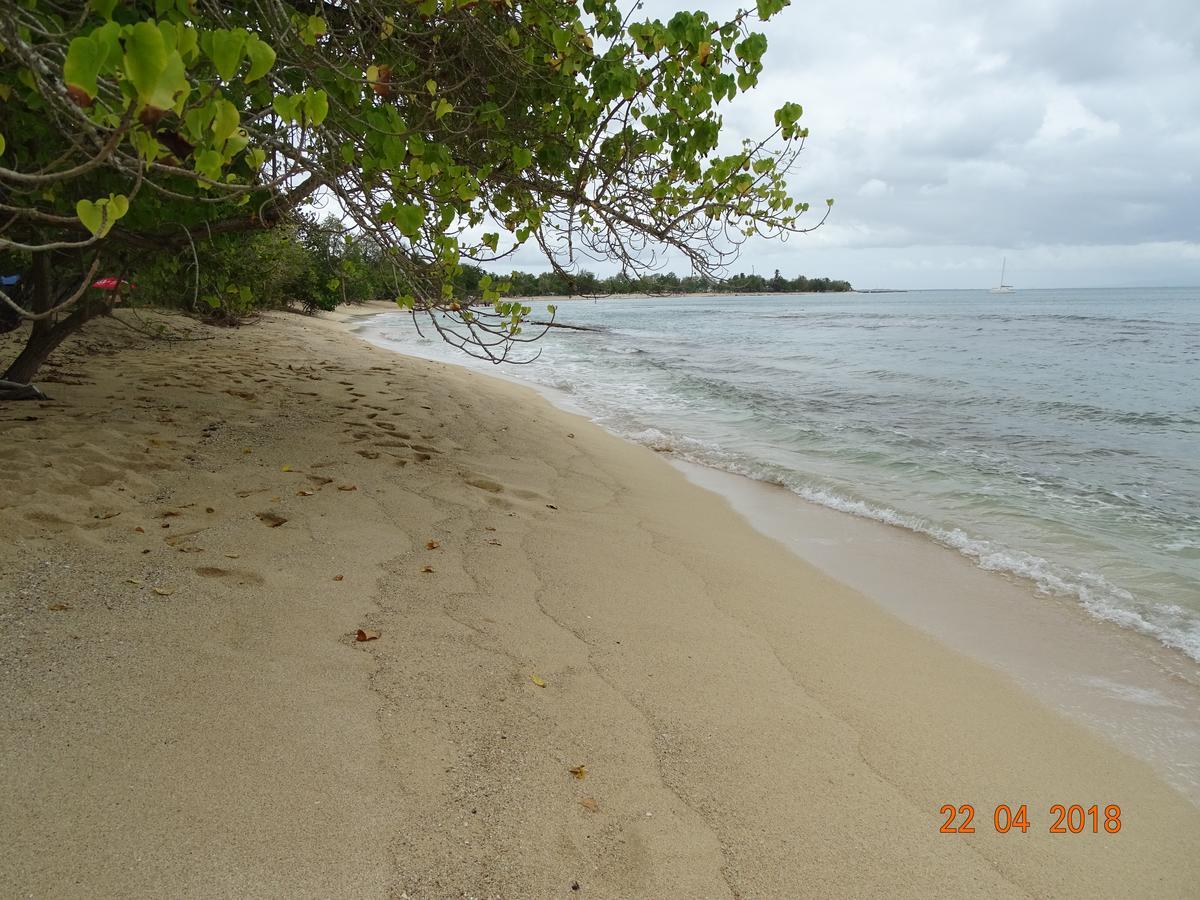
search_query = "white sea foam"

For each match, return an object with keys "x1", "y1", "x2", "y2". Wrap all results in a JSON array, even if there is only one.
[{"x1": 606, "y1": 419, "x2": 1200, "y2": 664}]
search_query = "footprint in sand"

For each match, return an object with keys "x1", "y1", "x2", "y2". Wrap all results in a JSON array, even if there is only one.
[
  {"x1": 464, "y1": 476, "x2": 504, "y2": 493},
  {"x1": 194, "y1": 566, "x2": 264, "y2": 586}
]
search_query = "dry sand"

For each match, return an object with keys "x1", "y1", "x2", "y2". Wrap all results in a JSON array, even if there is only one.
[{"x1": 1, "y1": 307, "x2": 1197, "y2": 899}]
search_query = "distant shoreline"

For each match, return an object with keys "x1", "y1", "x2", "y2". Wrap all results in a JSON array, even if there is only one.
[{"x1": 507, "y1": 289, "x2": 867, "y2": 302}]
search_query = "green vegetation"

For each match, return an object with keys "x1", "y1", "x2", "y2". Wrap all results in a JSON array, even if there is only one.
[
  {"x1": 1, "y1": 0, "x2": 828, "y2": 385},
  {"x1": 498, "y1": 268, "x2": 852, "y2": 296}
]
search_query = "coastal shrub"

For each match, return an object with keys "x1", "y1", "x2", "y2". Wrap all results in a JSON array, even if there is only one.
[{"x1": 1, "y1": 0, "x2": 827, "y2": 384}]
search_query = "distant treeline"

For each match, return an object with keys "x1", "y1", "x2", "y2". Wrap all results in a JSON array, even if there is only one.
[{"x1": 459, "y1": 268, "x2": 852, "y2": 297}]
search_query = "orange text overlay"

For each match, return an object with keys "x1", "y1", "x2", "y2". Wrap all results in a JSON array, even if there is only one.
[{"x1": 940, "y1": 804, "x2": 1122, "y2": 834}]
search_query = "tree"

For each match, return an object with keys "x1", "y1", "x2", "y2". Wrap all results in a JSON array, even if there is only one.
[{"x1": 0, "y1": 0, "x2": 826, "y2": 387}]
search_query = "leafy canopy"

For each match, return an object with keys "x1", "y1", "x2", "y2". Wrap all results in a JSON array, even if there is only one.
[{"x1": 0, "y1": 0, "x2": 826, "y2": 361}]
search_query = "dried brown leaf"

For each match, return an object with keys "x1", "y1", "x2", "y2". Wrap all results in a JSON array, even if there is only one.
[
  {"x1": 579, "y1": 798, "x2": 599, "y2": 813},
  {"x1": 355, "y1": 628, "x2": 380, "y2": 642},
  {"x1": 256, "y1": 512, "x2": 287, "y2": 527},
  {"x1": 569, "y1": 765, "x2": 587, "y2": 780},
  {"x1": 426, "y1": 540, "x2": 440, "y2": 550},
  {"x1": 47, "y1": 603, "x2": 71, "y2": 611}
]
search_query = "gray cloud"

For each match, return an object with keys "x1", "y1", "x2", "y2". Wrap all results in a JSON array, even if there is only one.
[{"x1": 632, "y1": 0, "x2": 1200, "y2": 287}]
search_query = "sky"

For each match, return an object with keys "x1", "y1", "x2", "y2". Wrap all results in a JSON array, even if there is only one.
[{"x1": 508, "y1": 0, "x2": 1200, "y2": 289}]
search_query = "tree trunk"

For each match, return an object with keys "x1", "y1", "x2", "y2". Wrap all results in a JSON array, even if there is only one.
[{"x1": 1, "y1": 253, "x2": 105, "y2": 388}]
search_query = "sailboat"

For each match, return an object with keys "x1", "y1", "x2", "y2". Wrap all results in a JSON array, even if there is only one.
[{"x1": 990, "y1": 257, "x2": 1015, "y2": 293}]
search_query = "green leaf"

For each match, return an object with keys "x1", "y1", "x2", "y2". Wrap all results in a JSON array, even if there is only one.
[
  {"x1": 64, "y1": 35, "x2": 105, "y2": 99},
  {"x1": 433, "y1": 98, "x2": 453, "y2": 120},
  {"x1": 209, "y1": 29, "x2": 248, "y2": 81},
  {"x1": 194, "y1": 148, "x2": 223, "y2": 180},
  {"x1": 76, "y1": 199, "x2": 104, "y2": 236},
  {"x1": 124, "y1": 22, "x2": 168, "y2": 97},
  {"x1": 393, "y1": 203, "x2": 424, "y2": 237},
  {"x1": 511, "y1": 147, "x2": 533, "y2": 170},
  {"x1": 108, "y1": 193, "x2": 129, "y2": 220},
  {"x1": 243, "y1": 36, "x2": 276, "y2": 83},
  {"x1": 212, "y1": 99, "x2": 239, "y2": 143},
  {"x1": 304, "y1": 90, "x2": 329, "y2": 127},
  {"x1": 0, "y1": 134, "x2": 5, "y2": 157},
  {"x1": 756, "y1": 0, "x2": 788, "y2": 20},
  {"x1": 272, "y1": 94, "x2": 301, "y2": 124}
]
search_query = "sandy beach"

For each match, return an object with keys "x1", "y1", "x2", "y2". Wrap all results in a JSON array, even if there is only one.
[{"x1": 2, "y1": 306, "x2": 1198, "y2": 899}]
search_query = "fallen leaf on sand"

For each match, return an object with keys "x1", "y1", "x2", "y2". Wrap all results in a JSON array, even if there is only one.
[
  {"x1": 161, "y1": 511, "x2": 180, "y2": 518},
  {"x1": 242, "y1": 448, "x2": 252, "y2": 454},
  {"x1": 421, "y1": 565, "x2": 434, "y2": 573},
  {"x1": 126, "y1": 578, "x2": 143, "y2": 585},
  {"x1": 333, "y1": 575, "x2": 344, "y2": 581},
  {"x1": 567, "y1": 433, "x2": 575, "y2": 439},
  {"x1": 530, "y1": 674, "x2": 546, "y2": 688},
  {"x1": 134, "y1": 527, "x2": 145, "y2": 534},
  {"x1": 426, "y1": 540, "x2": 440, "y2": 550},
  {"x1": 256, "y1": 512, "x2": 288, "y2": 527},
  {"x1": 546, "y1": 504, "x2": 558, "y2": 510},
  {"x1": 486, "y1": 538, "x2": 502, "y2": 546},
  {"x1": 153, "y1": 587, "x2": 174, "y2": 596},
  {"x1": 47, "y1": 603, "x2": 71, "y2": 611},
  {"x1": 485, "y1": 526, "x2": 496, "y2": 532},
  {"x1": 281, "y1": 464, "x2": 293, "y2": 472},
  {"x1": 224, "y1": 553, "x2": 240, "y2": 559},
  {"x1": 579, "y1": 798, "x2": 599, "y2": 813},
  {"x1": 206, "y1": 507, "x2": 215, "y2": 514},
  {"x1": 355, "y1": 629, "x2": 380, "y2": 642},
  {"x1": 296, "y1": 490, "x2": 315, "y2": 497},
  {"x1": 337, "y1": 484, "x2": 358, "y2": 492},
  {"x1": 569, "y1": 765, "x2": 587, "y2": 780},
  {"x1": 92, "y1": 510, "x2": 120, "y2": 520}
]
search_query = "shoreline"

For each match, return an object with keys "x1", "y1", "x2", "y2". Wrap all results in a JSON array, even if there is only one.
[
  {"x1": 2, "y1": 309, "x2": 1198, "y2": 896},
  {"x1": 353, "y1": 306, "x2": 1200, "y2": 807}
]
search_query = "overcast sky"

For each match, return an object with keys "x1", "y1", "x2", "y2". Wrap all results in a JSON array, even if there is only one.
[{"x1": 510, "y1": 0, "x2": 1200, "y2": 289}]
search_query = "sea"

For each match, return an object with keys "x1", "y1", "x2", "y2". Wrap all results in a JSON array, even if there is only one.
[{"x1": 358, "y1": 288, "x2": 1200, "y2": 673}]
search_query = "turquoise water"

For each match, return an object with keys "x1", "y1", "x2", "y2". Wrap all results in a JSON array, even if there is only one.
[{"x1": 360, "y1": 288, "x2": 1200, "y2": 665}]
